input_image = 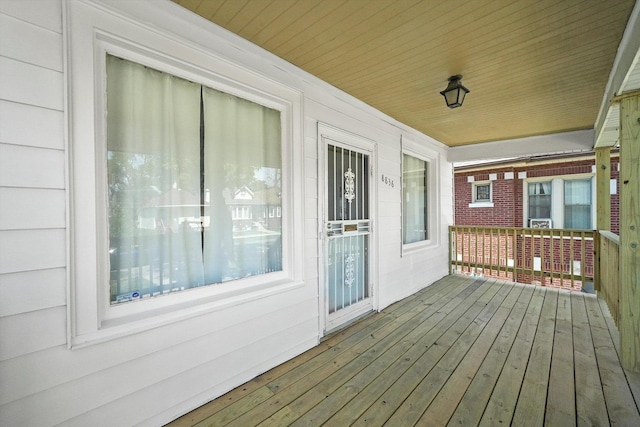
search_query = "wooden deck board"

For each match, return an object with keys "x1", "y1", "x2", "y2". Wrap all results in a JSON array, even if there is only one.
[
  {"x1": 350, "y1": 280, "x2": 508, "y2": 426},
  {"x1": 544, "y1": 290, "x2": 576, "y2": 427},
  {"x1": 479, "y1": 286, "x2": 546, "y2": 426},
  {"x1": 584, "y1": 294, "x2": 640, "y2": 426},
  {"x1": 446, "y1": 285, "x2": 535, "y2": 426},
  {"x1": 511, "y1": 288, "x2": 558, "y2": 426},
  {"x1": 572, "y1": 292, "x2": 609, "y2": 427},
  {"x1": 167, "y1": 276, "x2": 640, "y2": 427},
  {"x1": 418, "y1": 282, "x2": 527, "y2": 425}
]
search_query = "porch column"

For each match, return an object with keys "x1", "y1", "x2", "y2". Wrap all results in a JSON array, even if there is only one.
[
  {"x1": 595, "y1": 147, "x2": 611, "y2": 232},
  {"x1": 618, "y1": 90, "x2": 640, "y2": 372},
  {"x1": 594, "y1": 147, "x2": 611, "y2": 292}
]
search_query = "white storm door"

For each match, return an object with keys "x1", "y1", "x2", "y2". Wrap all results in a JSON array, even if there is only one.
[{"x1": 325, "y1": 142, "x2": 372, "y2": 330}]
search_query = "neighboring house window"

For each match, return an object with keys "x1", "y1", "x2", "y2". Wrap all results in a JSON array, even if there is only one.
[
  {"x1": 402, "y1": 153, "x2": 428, "y2": 244},
  {"x1": 564, "y1": 179, "x2": 592, "y2": 229},
  {"x1": 525, "y1": 177, "x2": 593, "y2": 229},
  {"x1": 473, "y1": 182, "x2": 491, "y2": 203},
  {"x1": 106, "y1": 55, "x2": 282, "y2": 304},
  {"x1": 528, "y1": 181, "x2": 552, "y2": 222}
]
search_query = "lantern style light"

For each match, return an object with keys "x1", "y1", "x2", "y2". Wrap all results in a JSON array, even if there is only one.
[{"x1": 440, "y1": 75, "x2": 470, "y2": 108}]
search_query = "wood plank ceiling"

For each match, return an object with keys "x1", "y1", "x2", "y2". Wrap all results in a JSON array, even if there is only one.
[{"x1": 172, "y1": 0, "x2": 636, "y2": 147}]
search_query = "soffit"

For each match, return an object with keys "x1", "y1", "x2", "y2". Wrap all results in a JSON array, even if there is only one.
[{"x1": 172, "y1": 0, "x2": 636, "y2": 147}]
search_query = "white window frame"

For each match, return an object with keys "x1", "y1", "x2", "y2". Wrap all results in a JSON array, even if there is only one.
[
  {"x1": 469, "y1": 181, "x2": 493, "y2": 207},
  {"x1": 523, "y1": 174, "x2": 595, "y2": 230},
  {"x1": 401, "y1": 137, "x2": 440, "y2": 255},
  {"x1": 65, "y1": 1, "x2": 303, "y2": 347}
]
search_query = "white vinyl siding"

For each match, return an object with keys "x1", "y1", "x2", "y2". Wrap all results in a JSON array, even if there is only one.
[
  {"x1": 0, "y1": 3, "x2": 68, "y2": 424},
  {"x1": 0, "y1": 1, "x2": 451, "y2": 425}
]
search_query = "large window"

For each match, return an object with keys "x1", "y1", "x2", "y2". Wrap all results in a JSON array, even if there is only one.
[
  {"x1": 67, "y1": 3, "x2": 303, "y2": 345},
  {"x1": 564, "y1": 179, "x2": 592, "y2": 229},
  {"x1": 525, "y1": 177, "x2": 594, "y2": 230},
  {"x1": 106, "y1": 55, "x2": 283, "y2": 304},
  {"x1": 402, "y1": 154, "x2": 428, "y2": 244}
]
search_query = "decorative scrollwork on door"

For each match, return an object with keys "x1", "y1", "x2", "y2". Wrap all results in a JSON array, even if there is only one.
[
  {"x1": 344, "y1": 253, "x2": 355, "y2": 287},
  {"x1": 344, "y1": 168, "x2": 355, "y2": 205}
]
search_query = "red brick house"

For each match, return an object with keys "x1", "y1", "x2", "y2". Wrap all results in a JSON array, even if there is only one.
[
  {"x1": 454, "y1": 151, "x2": 620, "y2": 234},
  {"x1": 453, "y1": 151, "x2": 621, "y2": 290}
]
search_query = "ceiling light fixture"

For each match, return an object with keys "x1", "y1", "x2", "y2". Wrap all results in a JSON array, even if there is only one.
[{"x1": 440, "y1": 75, "x2": 470, "y2": 108}]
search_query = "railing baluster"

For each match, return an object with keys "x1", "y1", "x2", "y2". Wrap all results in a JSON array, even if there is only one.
[
  {"x1": 570, "y1": 230, "x2": 575, "y2": 289},
  {"x1": 560, "y1": 229, "x2": 565, "y2": 285},
  {"x1": 448, "y1": 226, "x2": 599, "y2": 292},
  {"x1": 581, "y1": 230, "x2": 586, "y2": 285}
]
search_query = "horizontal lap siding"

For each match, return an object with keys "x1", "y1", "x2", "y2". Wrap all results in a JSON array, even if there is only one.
[
  {"x1": 0, "y1": 1, "x2": 319, "y2": 426},
  {"x1": 0, "y1": 1, "x2": 451, "y2": 425},
  {"x1": 0, "y1": 1, "x2": 68, "y2": 395}
]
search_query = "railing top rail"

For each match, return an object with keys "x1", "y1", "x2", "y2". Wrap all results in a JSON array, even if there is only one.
[
  {"x1": 599, "y1": 230, "x2": 621, "y2": 245},
  {"x1": 449, "y1": 225, "x2": 595, "y2": 236}
]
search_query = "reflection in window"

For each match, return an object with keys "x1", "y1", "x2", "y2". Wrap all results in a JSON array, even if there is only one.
[
  {"x1": 403, "y1": 154, "x2": 428, "y2": 244},
  {"x1": 528, "y1": 181, "x2": 551, "y2": 220},
  {"x1": 106, "y1": 55, "x2": 282, "y2": 304}
]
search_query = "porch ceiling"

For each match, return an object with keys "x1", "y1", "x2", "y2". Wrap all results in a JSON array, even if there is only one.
[{"x1": 172, "y1": 0, "x2": 638, "y2": 147}]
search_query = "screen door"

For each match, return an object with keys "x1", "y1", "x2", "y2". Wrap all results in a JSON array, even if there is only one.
[{"x1": 325, "y1": 143, "x2": 372, "y2": 330}]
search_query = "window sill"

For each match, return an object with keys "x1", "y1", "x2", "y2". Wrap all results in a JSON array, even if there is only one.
[
  {"x1": 402, "y1": 239, "x2": 437, "y2": 256},
  {"x1": 469, "y1": 202, "x2": 494, "y2": 208},
  {"x1": 71, "y1": 278, "x2": 305, "y2": 349}
]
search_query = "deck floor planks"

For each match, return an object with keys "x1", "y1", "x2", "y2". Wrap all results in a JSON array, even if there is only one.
[
  {"x1": 348, "y1": 280, "x2": 509, "y2": 427},
  {"x1": 382, "y1": 280, "x2": 518, "y2": 426},
  {"x1": 446, "y1": 284, "x2": 536, "y2": 427},
  {"x1": 598, "y1": 297, "x2": 640, "y2": 410},
  {"x1": 288, "y1": 279, "x2": 506, "y2": 426},
  {"x1": 571, "y1": 291, "x2": 609, "y2": 427},
  {"x1": 479, "y1": 285, "x2": 547, "y2": 426},
  {"x1": 584, "y1": 293, "x2": 640, "y2": 426},
  {"x1": 190, "y1": 275, "x2": 471, "y2": 426},
  {"x1": 178, "y1": 277, "x2": 469, "y2": 426},
  {"x1": 318, "y1": 279, "x2": 505, "y2": 426},
  {"x1": 511, "y1": 287, "x2": 558, "y2": 426},
  {"x1": 167, "y1": 276, "x2": 640, "y2": 427},
  {"x1": 417, "y1": 282, "x2": 529, "y2": 425},
  {"x1": 222, "y1": 276, "x2": 482, "y2": 426},
  {"x1": 544, "y1": 289, "x2": 576, "y2": 427}
]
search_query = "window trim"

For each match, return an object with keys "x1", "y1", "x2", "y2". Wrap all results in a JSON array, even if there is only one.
[
  {"x1": 66, "y1": 2, "x2": 304, "y2": 347},
  {"x1": 563, "y1": 178, "x2": 593, "y2": 229},
  {"x1": 401, "y1": 137, "x2": 440, "y2": 255},
  {"x1": 469, "y1": 181, "x2": 493, "y2": 207},
  {"x1": 523, "y1": 174, "x2": 595, "y2": 230}
]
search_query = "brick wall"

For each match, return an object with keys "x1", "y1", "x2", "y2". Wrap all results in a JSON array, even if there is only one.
[{"x1": 454, "y1": 156, "x2": 620, "y2": 234}]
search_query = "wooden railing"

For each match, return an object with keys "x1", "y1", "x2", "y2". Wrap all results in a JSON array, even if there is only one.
[
  {"x1": 598, "y1": 231, "x2": 621, "y2": 326},
  {"x1": 449, "y1": 226, "x2": 596, "y2": 290}
]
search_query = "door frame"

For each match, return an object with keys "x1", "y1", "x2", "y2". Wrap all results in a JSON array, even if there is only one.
[{"x1": 317, "y1": 122, "x2": 378, "y2": 335}]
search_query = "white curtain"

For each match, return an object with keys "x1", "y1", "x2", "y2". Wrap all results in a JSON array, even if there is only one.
[
  {"x1": 107, "y1": 55, "x2": 206, "y2": 302},
  {"x1": 528, "y1": 181, "x2": 552, "y2": 219},
  {"x1": 202, "y1": 87, "x2": 281, "y2": 283},
  {"x1": 564, "y1": 179, "x2": 591, "y2": 229},
  {"x1": 403, "y1": 154, "x2": 428, "y2": 244},
  {"x1": 528, "y1": 181, "x2": 551, "y2": 195},
  {"x1": 106, "y1": 55, "x2": 284, "y2": 302}
]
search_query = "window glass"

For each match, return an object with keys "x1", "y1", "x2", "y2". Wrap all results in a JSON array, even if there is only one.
[
  {"x1": 564, "y1": 179, "x2": 591, "y2": 229},
  {"x1": 475, "y1": 183, "x2": 491, "y2": 202},
  {"x1": 528, "y1": 181, "x2": 551, "y2": 219},
  {"x1": 106, "y1": 55, "x2": 282, "y2": 304},
  {"x1": 402, "y1": 154, "x2": 428, "y2": 244}
]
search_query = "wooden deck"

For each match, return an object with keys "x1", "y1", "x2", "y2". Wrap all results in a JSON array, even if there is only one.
[{"x1": 167, "y1": 275, "x2": 640, "y2": 426}]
